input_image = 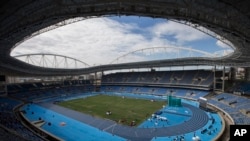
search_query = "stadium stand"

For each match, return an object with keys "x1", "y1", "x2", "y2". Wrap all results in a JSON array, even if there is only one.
[
  {"x1": 2, "y1": 70, "x2": 234, "y2": 141},
  {"x1": 102, "y1": 70, "x2": 214, "y2": 90},
  {"x1": 101, "y1": 70, "x2": 213, "y2": 101},
  {"x1": 228, "y1": 81, "x2": 250, "y2": 95},
  {"x1": 100, "y1": 85, "x2": 210, "y2": 100},
  {"x1": 208, "y1": 93, "x2": 250, "y2": 124},
  {"x1": 0, "y1": 126, "x2": 28, "y2": 141},
  {"x1": 0, "y1": 97, "x2": 44, "y2": 141},
  {"x1": 101, "y1": 71, "x2": 250, "y2": 127},
  {"x1": 8, "y1": 80, "x2": 94, "y2": 102}
]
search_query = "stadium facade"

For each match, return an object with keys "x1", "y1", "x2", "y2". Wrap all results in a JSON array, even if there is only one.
[{"x1": 1, "y1": 0, "x2": 250, "y2": 141}]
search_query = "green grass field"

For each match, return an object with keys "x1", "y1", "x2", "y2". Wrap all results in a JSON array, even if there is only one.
[{"x1": 57, "y1": 95, "x2": 166, "y2": 126}]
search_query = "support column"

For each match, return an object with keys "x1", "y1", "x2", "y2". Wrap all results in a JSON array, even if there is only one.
[
  {"x1": 5, "y1": 82, "x2": 7, "y2": 96},
  {"x1": 222, "y1": 66, "x2": 225, "y2": 92},
  {"x1": 94, "y1": 72, "x2": 97, "y2": 92},
  {"x1": 213, "y1": 65, "x2": 216, "y2": 92},
  {"x1": 0, "y1": 75, "x2": 7, "y2": 96},
  {"x1": 245, "y1": 67, "x2": 250, "y2": 81}
]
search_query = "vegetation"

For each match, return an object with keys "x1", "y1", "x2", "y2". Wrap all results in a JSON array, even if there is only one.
[{"x1": 58, "y1": 94, "x2": 166, "y2": 126}]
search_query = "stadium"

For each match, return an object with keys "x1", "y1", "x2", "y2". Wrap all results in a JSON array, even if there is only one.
[{"x1": 1, "y1": 0, "x2": 250, "y2": 141}]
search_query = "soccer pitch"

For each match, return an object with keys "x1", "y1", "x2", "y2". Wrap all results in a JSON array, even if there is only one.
[{"x1": 58, "y1": 94, "x2": 166, "y2": 126}]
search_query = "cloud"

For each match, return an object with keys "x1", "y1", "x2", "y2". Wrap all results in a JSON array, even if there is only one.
[
  {"x1": 149, "y1": 21, "x2": 209, "y2": 43},
  {"x1": 12, "y1": 17, "x2": 177, "y2": 66},
  {"x1": 216, "y1": 40, "x2": 231, "y2": 48},
  {"x1": 11, "y1": 17, "x2": 223, "y2": 67}
]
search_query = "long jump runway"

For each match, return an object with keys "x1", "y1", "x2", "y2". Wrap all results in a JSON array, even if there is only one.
[{"x1": 39, "y1": 102, "x2": 209, "y2": 141}]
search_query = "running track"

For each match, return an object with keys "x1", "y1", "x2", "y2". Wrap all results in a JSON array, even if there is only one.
[{"x1": 39, "y1": 102, "x2": 209, "y2": 141}]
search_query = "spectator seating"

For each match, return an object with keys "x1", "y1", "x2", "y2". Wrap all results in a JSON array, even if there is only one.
[
  {"x1": 208, "y1": 93, "x2": 250, "y2": 124},
  {"x1": 228, "y1": 81, "x2": 250, "y2": 95},
  {"x1": 7, "y1": 80, "x2": 93, "y2": 94},
  {"x1": 100, "y1": 85, "x2": 209, "y2": 100},
  {"x1": 9, "y1": 86, "x2": 94, "y2": 102},
  {"x1": 0, "y1": 126, "x2": 27, "y2": 141},
  {"x1": 7, "y1": 79, "x2": 94, "y2": 103},
  {"x1": 102, "y1": 70, "x2": 215, "y2": 90},
  {"x1": 0, "y1": 97, "x2": 44, "y2": 141}
]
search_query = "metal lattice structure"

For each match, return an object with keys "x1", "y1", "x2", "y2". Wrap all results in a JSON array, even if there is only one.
[
  {"x1": 0, "y1": 0, "x2": 250, "y2": 76},
  {"x1": 13, "y1": 53, "x2": 90, "y2": 69},
  {"x1": 110, "y1": 46, "x2": 220, "y2": 64}
]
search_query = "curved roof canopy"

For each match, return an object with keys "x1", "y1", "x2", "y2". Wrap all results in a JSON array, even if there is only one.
[{"x1": 0, "y1": 0, "x2": 250, "y2": 76}]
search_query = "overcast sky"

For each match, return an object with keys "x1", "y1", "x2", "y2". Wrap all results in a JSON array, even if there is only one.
[{"x1": 11, "y1": 16, "x2": 233, "y2": 67}]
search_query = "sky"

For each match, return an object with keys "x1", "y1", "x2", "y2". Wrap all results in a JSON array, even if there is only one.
[{"x1": 11, "y1": 16, "x2": 233, "y2": 68}]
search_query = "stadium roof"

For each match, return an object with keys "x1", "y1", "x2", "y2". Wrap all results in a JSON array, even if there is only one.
[{"x1": 0, "y1": 0, "x2": 250, "y2": 76}]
